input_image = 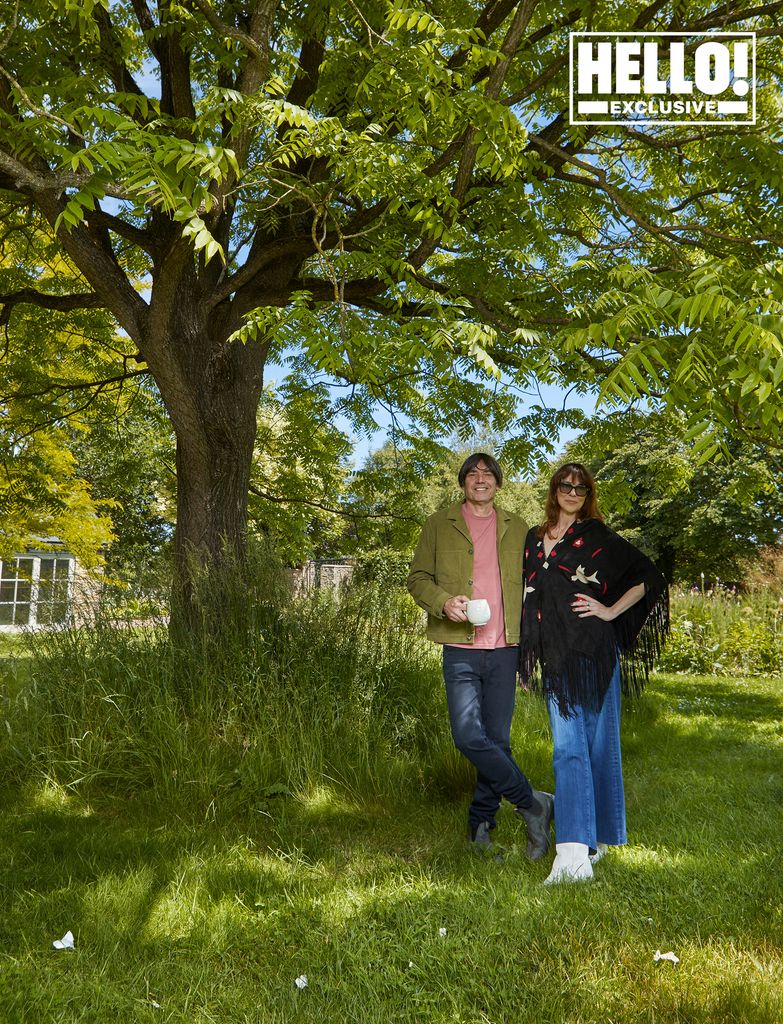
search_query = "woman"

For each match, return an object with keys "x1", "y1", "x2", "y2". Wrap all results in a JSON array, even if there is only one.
[{"x1": 519, "y1": 463, "x2": 668, "y2": 884}]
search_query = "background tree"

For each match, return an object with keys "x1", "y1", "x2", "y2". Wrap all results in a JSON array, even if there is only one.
[
  {"x1": 248, "y1": 380, "x2": 353, "y2": 563},
  {"x1": 2, "y1": 0, "x2": 782, "y2": 625},
  {"x1": 345, "y1": 435, "x2": 542, "y2": 574},
  {"x1": 569, "y1": 411, "x2": 783, "y2": 584},
  {"x1": 68, "y1": 384, "x2": 175, "y2": 603}
]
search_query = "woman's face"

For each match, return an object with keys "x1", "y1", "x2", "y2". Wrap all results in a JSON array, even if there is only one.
[{"x1": 556, "y1": 474, "x2": 588, "y2": 516}]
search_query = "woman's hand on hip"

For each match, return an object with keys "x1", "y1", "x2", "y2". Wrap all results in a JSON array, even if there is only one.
[{"x1": 572, "y1": 593, "x2": 613, "y2": 621}]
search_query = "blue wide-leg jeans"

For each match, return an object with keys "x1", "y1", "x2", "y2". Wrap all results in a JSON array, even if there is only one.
[
  {"x1": 443, "y1": 645, "x2": 534, "y2": 831},
  {"x1": 547, "y1": 661, "x2": 627, "y2": 849}
]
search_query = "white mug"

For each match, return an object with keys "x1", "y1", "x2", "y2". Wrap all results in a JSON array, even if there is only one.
[{"x1": 466, "y1": 599, "x2": 491, "y2": 626}]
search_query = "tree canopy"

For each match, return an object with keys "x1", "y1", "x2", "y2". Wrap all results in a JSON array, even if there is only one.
[{"x1": 2, "y1": 0, "x2": 783, "y2": 619}]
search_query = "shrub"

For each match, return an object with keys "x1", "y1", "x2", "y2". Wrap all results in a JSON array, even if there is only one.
[
  {"x1": 657, "y1": 586, "x2": 783, "y2": 677},
  {"x1": 352, "y1": 547, "x2": 413, "y2": 588}
]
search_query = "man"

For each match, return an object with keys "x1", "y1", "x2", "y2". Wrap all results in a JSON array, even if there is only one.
[{"x1": 407, "y1": 453, "x2": 553, "y2": 859}]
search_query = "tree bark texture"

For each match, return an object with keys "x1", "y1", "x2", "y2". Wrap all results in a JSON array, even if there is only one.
[{"x1": 138, "y1": 260, "x2": 272, "y2": 629}]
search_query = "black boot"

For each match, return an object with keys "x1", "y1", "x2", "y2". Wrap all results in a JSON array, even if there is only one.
[
  {"x1": 470, "y1": 821, "x2": 492, "y2": 849},
  {"x1": 517, "y1": 790, "x2": 554, "y2": 861}
]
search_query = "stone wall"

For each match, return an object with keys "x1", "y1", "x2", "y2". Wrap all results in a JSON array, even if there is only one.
[{"x1": 288, "y1": 559, "x2": 354, "y2": 596}]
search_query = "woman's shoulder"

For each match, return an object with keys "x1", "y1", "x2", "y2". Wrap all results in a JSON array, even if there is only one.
[
  {"x1": 579, "y1": 519, "x2": 651, "y2": 560},
  {"x1": 577, "y1": 516, "x2": 614, "y2": 538}
]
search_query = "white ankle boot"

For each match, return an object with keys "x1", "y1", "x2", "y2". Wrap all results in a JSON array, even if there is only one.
[{"x1": 544, "y1": 842, "x2": 594, "y2": 885}]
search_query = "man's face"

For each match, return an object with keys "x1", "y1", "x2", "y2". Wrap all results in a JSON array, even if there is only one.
[{"x1": 462, "y1": 460, "x2": 498, "y2": 506}]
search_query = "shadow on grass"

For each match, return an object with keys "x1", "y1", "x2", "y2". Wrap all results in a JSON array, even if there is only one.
[
  {"x1": 0, "y1": 774, "x2": 781, "y2": 1023},
  {"x1": 0, "y1": 670, "x2": 782, "y2": 1022},
  {"x1": 654, "y1": 673, "x2": 783, "y2": 721}
]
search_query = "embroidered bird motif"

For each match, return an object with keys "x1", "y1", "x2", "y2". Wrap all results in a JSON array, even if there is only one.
[{"x1": 571, "y1": 565, "x2": 600, "y2": 585}]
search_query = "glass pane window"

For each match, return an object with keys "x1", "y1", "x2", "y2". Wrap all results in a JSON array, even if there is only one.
[
  {"x1": 14, "y1": 603, "x2": 32, "y2": 626},
  {"x1": 0, "y1": 554, "x2": 74, "y2": 628},
  {"x1": 17, "y1": 558, "x2": 34, "y2": 579},
  {"x1": 0, "y1": 559, "x2": 30, "y2": 626},
  {"x1": 35, "y1": 556, "x2": 73, "y2": 626}
]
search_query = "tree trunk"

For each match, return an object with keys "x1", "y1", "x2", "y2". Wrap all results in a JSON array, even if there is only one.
[
  {"x1": 140, "y1": 273, "x2": 267, "y2": 634},
  {"x1": 171, "y1": 385, "x2": 259, "y2": 632}
]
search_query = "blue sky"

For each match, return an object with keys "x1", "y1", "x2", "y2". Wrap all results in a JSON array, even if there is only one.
[{"x1": 341, "y1": 380, "x2": 596, "y2": 469}]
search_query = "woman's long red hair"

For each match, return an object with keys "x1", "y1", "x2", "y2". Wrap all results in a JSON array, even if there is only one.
[{"x1": 536, "y1": 462, "x2": 603, "y2": 539}]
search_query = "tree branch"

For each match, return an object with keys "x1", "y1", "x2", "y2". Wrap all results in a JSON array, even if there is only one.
[
  {"x1": 94, "y1": 6, "x2": 146, "y2": 101},
  {"x1": 208, "y1": 237, "x2": 314, "y2": 306},
  {"x1": 188, "y1": 0, "x2": 266, "y2": 63},
  {"x1": 158, "y1": 1, "x2": 196, "y2": 121},
  {"x1": 0, "y1": 148, "x2": 57, "y2": 194},
  {"x1": 287, "y1": 1, "x2": 329, "y2": 107},
  {"x1": 0, "y1": 288, "x2": 106, "y2": 326},
  {"x1": 248, "y1": 482, "x2": 418, "y2": 521},
  {"x1": 690, "y1": 1, "x2": 783, "y2": 29},
  {"x1": 452, "y1": 0, "x2": 539, "y2": 206},
  {"x1": 85, "y1": 209, "x2": 157, "y2": 253},
  {"x1": 2, "y1": 368, "x2": 149, "y2": 404}
]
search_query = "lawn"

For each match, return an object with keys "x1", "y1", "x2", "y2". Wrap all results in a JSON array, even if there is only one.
[{"x1": 0, "y1": 670, "x2": 781, "y2": 1023}]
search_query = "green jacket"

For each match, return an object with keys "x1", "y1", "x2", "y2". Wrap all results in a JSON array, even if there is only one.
[{"x1": 407, "y1": 501, "x2": 527, "y2": 645}]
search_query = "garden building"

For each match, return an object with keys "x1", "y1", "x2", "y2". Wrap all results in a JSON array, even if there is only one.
[{"x1": 0, "y1": 540, "x2": 87, "y2": 631}]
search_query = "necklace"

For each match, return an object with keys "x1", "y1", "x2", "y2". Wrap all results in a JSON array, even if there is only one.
[
  {"x1": 544, "y1": 520, "x2": 573, "y2": 552},
  {"x1": 547, "y1": 519, "x2": 575, "y2": 544}
]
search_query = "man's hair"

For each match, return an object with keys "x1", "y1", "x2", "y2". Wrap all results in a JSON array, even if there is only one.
[{"x1": 457, "y1": 452, "x2": 503, "y2": 488}]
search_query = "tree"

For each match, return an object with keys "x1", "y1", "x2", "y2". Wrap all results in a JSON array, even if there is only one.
[
  {"x1": 344, "y1": 435, "x2": 542, "y2": 559},
  {"x1": 248, "y1": 380, "x2": 353, "y2": 563},
  {"x1": 568, "y1": 411, "x2": 783, "y2": 583},
  {"x1": 0, "y1": 245, "x2": 124, "y2": 563},
  {"x1": 68, "y1": 383, "x2": 175, "y2": 581},
  {"x1": 2, "y1": 0, "x2": 782, "y2": 625},
  {"x1": 0, "y1": 225, "x2": 173, "y2": 565}
]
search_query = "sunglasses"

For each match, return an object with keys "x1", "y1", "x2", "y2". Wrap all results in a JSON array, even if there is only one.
[{"x1": 558, "y1": 481, "x2": 590, "y2": 497}]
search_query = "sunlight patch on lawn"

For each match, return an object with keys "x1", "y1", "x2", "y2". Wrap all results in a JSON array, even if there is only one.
[{"x1": 27, "y1": 778, "x2": 94, "y2": 816}]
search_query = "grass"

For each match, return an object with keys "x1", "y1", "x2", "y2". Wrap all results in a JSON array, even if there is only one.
[
  {"x1": 0, "y1": 669, "x2": 781, "y2": 1023},
  {"x1": 660, "y1": 587, "x2": 783, "y2": 676}
]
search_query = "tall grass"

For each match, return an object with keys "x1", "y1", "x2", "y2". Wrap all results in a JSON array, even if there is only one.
[
  {"x1": 0, "y1": 552, "x2": 472, "y2": 817},
  {"x1": 3, "y1": 559, "x2": 781, "y2": 827},
  {"x1": 660, "y1": 586, "x2": 783, "y2": 676}
]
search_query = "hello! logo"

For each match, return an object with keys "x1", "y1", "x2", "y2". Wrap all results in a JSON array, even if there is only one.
[{"x1": 569, "y1": 32, "x2": 756, "y2": 126}]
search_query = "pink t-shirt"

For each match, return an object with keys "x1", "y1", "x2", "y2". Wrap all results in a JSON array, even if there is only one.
[{"x1": 450, "y1": 504, "x2": 511, "y2": 649}]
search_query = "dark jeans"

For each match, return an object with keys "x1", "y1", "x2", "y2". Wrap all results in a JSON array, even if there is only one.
[{"x1": 443, "y1": 645, "x2": 534, "y2": 830}]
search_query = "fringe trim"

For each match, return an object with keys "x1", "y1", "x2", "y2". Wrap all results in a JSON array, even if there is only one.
[
  {"x1": 616, "y1": 586, "x2": 670, "y2": 699},
  {"x1": 520, "y1": 646, "x2": 617, "y2": 717},
  {"x1": 520, "y1": 587, "x2": 670, "y2": 717}
]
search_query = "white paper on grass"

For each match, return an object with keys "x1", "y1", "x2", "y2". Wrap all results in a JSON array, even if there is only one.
[
  {"x1": 438, "y1": 927, "x2": 447, "y2": 937},
  {"x1": 52, "y1": 930, "x2": 75, "y2": 950},
  {"x1": 653, "y1": 950, "x2": 680, "y2": 964},
  {"x1": 294, "y1": 975, "x2": 308, "y2": 989}
]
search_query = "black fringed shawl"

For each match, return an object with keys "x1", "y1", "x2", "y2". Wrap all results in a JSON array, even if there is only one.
[{"x1": 519, "y1": 518, "x2": 669, "y2": 716}]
